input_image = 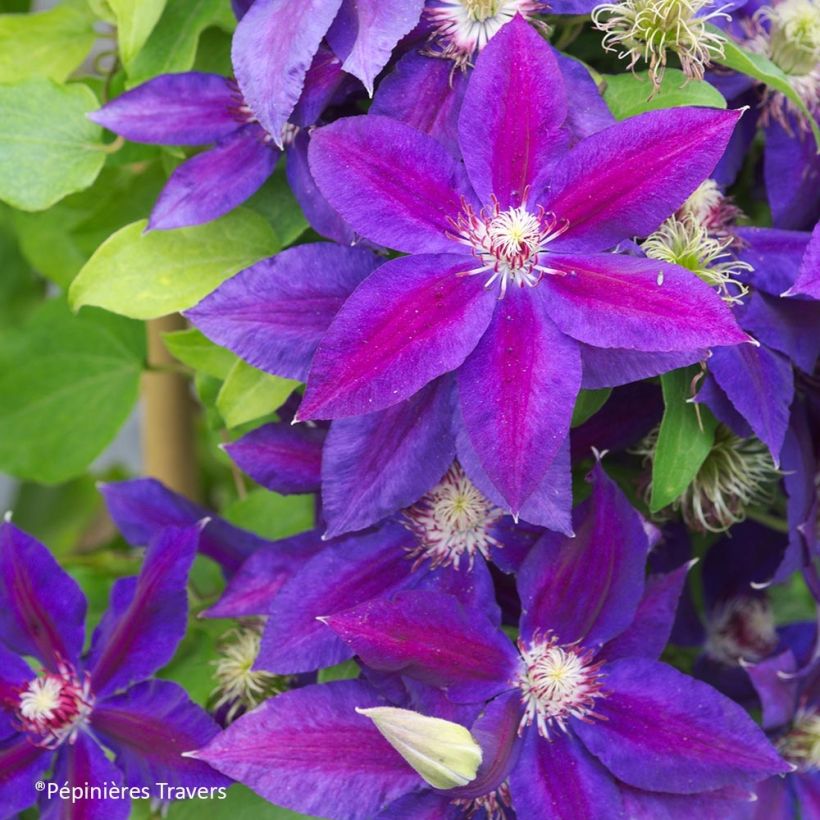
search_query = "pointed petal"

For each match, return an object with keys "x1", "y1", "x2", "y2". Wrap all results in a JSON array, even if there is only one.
[
  {"x1": 42, "y1": 733, "x2": 127, "y2": 820},
  {"x1": 0, "y1": 522, "x2": 86, "y2": 671},
  {"x1": 793, "y1": 771, "x2": 820, "y2": 818},
  {"x1": 299, "y1": 254, "x2": 496, "y2": 419},
  {"x1": 323, "y1": 379, "x2": 455, "y2": 537},
  {"x1": 459, "y1": 15, "x2": 567, "y2": 208},
  {"x1": 91, "y1": 680, "x2": 228, "y2": 790},
  {"x1": 194, "y1": 681, "x2": 422, "y2": 820},
  {"x1": 744, "y1": 650, "x2": 799, "y2": 731},
  {"x1": 309, "y1": 115, "x2": 473, "y2": 254},
  {"x1": 619, "y1": 783, "x2": 761, "y2": 819},
  {"x1": 232, "y1": 0, "x2": 342, "y2": 140},
  {"x1": 187, "y1": 243, "x2": 379, "y2": 381},
  {"x1": 326, "y1": 0, "x2": 424, "y2": 93},
  {"x1": 100, "y1": 478, "x2": 266, "y2": 575},
  {"x1": 579, "y1": 345, "x2": 705, "y2": 389},
  {"x1": 0, "y1": 734, "x2": 49, "y2": 818},
  {"x1": 87, "y1": 525, "x2": 199, "y2": 697},
  {"x1": 545, "y1": 108, "x2": 743, "y2": 252},
  {"x1": 291, "y1": 44, "x2": 349, "y2": 127},
  {"x1": 325, "y1": 590, "x2": 518, "y2": 702},
  {"x1": 415, "y1": 560, "x2": 501, "y2": 625},
  {"x1": 204, "y1": 530, "x2": 327, "y2": 619},
  {"x1": 257, "y1": 523, "x2": 416, "y2": 674},
  {"x1": 148, "y1": 126, "x2": 278, "y2": 230},
  {"x1": 226, "y1": 422, "x2": 324, "y2": 495},
  {"x1": 733, "y1": 226, "x2": 810, "y2": 297},
  {"x1": 575, "y1": 658, "x2": 790, "y2": 793},
  {"x1": 458, "y1": 296, "x2": 580, "y2": 514},
  {"x1": 554, "y1": 52, "x2": 614, "y2": 144},
  {"x1": 708, "y1": 343, "x2": 793, "y2": 461},
  {"x1": 542, "y1": 252, "x2": 750, "y2": 350},
  {"x1": 601, "y1": 562, "x2": 692, "y2": 662},
  {"x1": 88, "y1": 73, "x2": 239, "y2": 145},
  {"x1": 518, "y1": 463, "x2": 648, "y2": 647},
  {"x1": 786, "y1": 223, "x2": 820, "y2": 298},
  {"x1": 509, "y1": 730, "x2": 623, "y2": 820}
]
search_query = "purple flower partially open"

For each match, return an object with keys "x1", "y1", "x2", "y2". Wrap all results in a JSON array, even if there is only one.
[
  {"x1": 300, "y1": 17, "x2": 750, "y2": 516},
  {"x1": 0, "y1": 521, "x2": 228, "y2": 818}
]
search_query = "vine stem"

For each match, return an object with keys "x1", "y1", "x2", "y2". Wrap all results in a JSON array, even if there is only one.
[{"x1": 142, "y1": 316, "x2": 201, "y2": 501}]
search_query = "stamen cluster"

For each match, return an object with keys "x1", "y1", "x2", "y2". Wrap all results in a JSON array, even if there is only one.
[
  {"x1": 451, "y1": 781, "x2": 513, "y2": 820},
  {"x1": 779, "y1": 709, "x2": 820, "y2": 771},
  {"x1": 705, "y1": 596, "x2": 778, "y2": 665}
]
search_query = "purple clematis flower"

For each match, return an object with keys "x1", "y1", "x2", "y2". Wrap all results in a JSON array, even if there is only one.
[
  {"x1": 0, "y1": 520, "x2": 228, "y2": 819},
  {"x1": 298, "y1": 17, "x2": 750, "y2": 517},
  {"x1": 89, "y1": 54, "x2": 355, "y2": 233}
]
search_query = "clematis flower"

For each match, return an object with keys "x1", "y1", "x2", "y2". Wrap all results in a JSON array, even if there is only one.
[
  {"x1": 197, "y1": 465, "x2": 789, "y2": 816},
  {"x1": 89, "y1": 54, "x2": 356, "y2": 234},
  {"x1": 299, "y1": 17, "x2": 750, "y2": 517},
  {"x1": 0, "y1": 520, "x2": 228, "y2": 818}
]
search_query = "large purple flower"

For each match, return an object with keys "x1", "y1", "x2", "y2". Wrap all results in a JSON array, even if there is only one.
[
  {"x1": 299, "y1": 17, "x2": 750, "y2": 516},
  {"x1": 0, "y1": 521, "x2": 228, "y2": 818}
]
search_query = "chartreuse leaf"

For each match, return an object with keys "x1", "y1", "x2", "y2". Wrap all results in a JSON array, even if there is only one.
[
  {"x1": 159, "y1": 785, "x2": 311, "y2": 819},
  {"x1": 650, "y1": 368, "x2": 718, "y2": 512},
  {"x1": 127, "y1": 0, "x2": 234, "y2": 85},
  {"x1": 70, "y1": 209, "x2": 281, "y2": 319},
  {"x1": 107, "y1": 0, "x2": 167, "y2": 68},
  {"x1": 224, "y1": 488, "x2": 315, "y2": 541},
  {"x1": 0, "y1": 0, "x2": 95, "y2": 83},
  {"x1": 246, "y1": 166, "x2": 309, "y2": 248},
  {"x1": 0, "y1": 79, "x2": 106, "y2": 211},
  {"x1": 217, "y1": 361, "x2": 298, "y2": 428},
  {"x1": 0, "y1": 299, "x2": 144, "y2": 484},
  {"x1": 571, "y1": 388, "x2": 612, "y2": 428},
  {"x1": 603, "y1": 69, "x2": 726, "y2": 119},
  {"x1": 707, "y1": 25, "x2": 820, "y2": 150},
  {"x1": 164, "y1": 328, "x2": 236, "y2": 380}
]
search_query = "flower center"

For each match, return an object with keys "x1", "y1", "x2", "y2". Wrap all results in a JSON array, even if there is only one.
[
  {"x1": 424, "y1": 1, "x2": 548, "y2": 67},
  {"x1": 780, "y1": 709, "x2": 820, "y2": 771},
  {"x1": 515, "y1": 632, "x2": 606, "y2": 738},
  {"x1": 451, "y1": 781, "x2": 513, "y2": 819},
  {"x1": 680, "y1": 180, "x2": 746, "y2": 238},
  {"x1": 705, "y1": 597, "x2": 778, "y2": 665},
  {"x1": 449, "y1": 197, "x2": 569, "y2": 298},
  {"x1": 403, "y1": 463, "x2": 503, "y2": 570},
  {"x1": 17, "y1": 665, "x2": 93, "y2": 749}
]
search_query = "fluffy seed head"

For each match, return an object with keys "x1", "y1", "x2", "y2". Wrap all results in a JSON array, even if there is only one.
[{"x1": 705, "y1": 596, "x2": 778, "y2": 665}]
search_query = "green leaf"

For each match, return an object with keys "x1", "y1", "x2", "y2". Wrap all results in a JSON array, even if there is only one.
[
  {"x1": 650, "y1": 368, "x2": 717, "y2": 512},
  {"x1": 70, "y1": 209, "x2": 280, "y2": 319},
  {"x1": 0, "y1": 78, "x2": 106, "y2": 211},
  {"x1": 164, "y1": 328, "x2": 236, "y2": 379},
  {"x1": 318, "y1": 659, "x2": 360, "y2": 683},
  {"x1": 158, "y1": 617, "x2": 225, "y2": 706},
  {"x1": 126, "y1": 0, "x2": 235, "y2": 86},
  {"x1": 217, "y1": 361, "x2": 298, "y2": 428},
  {"x1": 106, "y1": 0, "x2": 166, "y2": 67},
  {"x1": 707, "y1": 26, "x2": 820, "y2": 150},
  {"x1": 246, "y1": 165, "x2": 309, "y2": 248},
  {"x1": 603, "y1": 69, "x2": 726, "y2": 120},
  {"x1": 163, "y1": 785, "x2": 312, "y2": 820},
  {"x1": 0, "y1": 299, "x2": 145, "y2": 484},
  {"x1": 571, "y1": 388, "x2": 612, "y2": 428},
  {"x1": 224, "y1": 489, "x2": 315, "y2": 541},
  {"x1": 0, "y1": 0, "x2": 95, "y2": 84}
]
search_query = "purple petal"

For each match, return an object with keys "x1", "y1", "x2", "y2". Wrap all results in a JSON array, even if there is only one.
[
  {"x1": 205, "y1": 530, "x2": 327, "y2": 619},
  {"x1": 734, "y1": 226, "x2": 810, "y2": 297},
  {"x1": 322, "y1": 379, "x2": 455, "y2": 537},
  {"x1": 518, "y1": 463, "x2": 648, "y2": 647},
  {"x1": 370, "y1": 51, "x2": 467, "y2": 155},
  {"x1": 743, "y1": 650, "x2": 799, "y2": 730},
  {"x1": 290, "y1": 44, "x2": 349, "y2": 127},
  {"x1": 309, "y1": 115, "x2": 473, "y2": 254},
  {"x1": 42, "y1": 732, "x2": 127, "y2": 820},
  {"x1": 87, "y1": 525, "x2": 199, "y2": 697},
  {"x1": 601, "y1": 562, "x2": 693, "y2": 662},
  {"x1": 752, "y1": 776, "x2": 794, "y2": 819},
  {"x1": 555, "y1": 52, "x2": 614, "y2": 144},
  {"x1": 793, "y1": 771, "x2": 820, "y2": 818},
  {"x1": 88, "y1": 73, "x2": 239, "y2": 145},
  {"x1": 377, "y1": 791, "x2": 451, "y2": 819},
  {"x1": 414, "y1": 559, "x2": 501, "y2": 624},
  {"x1": 542, "y1": 252, "x2": 751, "y2": 350},
  {"x1": 786, "y1": 223, "x2": 820, "y2": 298},
  {"x1": 619, "y1": 783, "x2": 760, "y2": 819},
  {"x1": 91, "y1": 680, "x2": 228, "y2": 790},
  {"x1": 226, "y1": 422, "x2": 324, "y2": 495},
  {"x1": 100, "y1": 478, "x2": 267, "y2": 575},
  {"x1": 299, "y1": 253, "x2": 496, "y2": 419},
  {"x1": 148, "y1": 126, "x2": 278, "y2": 230},
  {"x1": 0, "y1": 734, "x2": 50, "y2": 818},
  {"x1": 324, "y1": 590, "x2": 518, "y2": 702},
  {"x1": 580, "y1": 345, "x2": 705, "y2": 389},
  {"x1": 696, "y1": 374, "x2": 754, "y2": 439},
  {"x1": 459, "y1": 15, "x2": 567, "y2": 208},
  {"x1": 575, "y1": 657, "x2": 790, "y2": 793},
  {"x1": 231, "y1": 0, "x2": 342, "y2": 142},
  {"x1": 194, "y1": 681, "x2": 421, "y2": 819},
  {"x1": 326, "y1": 0, "x2": 424, "y2": 93},
  {"x1": 545, "y1": 108, "x2": 743, "y2": 252},
  {"x1": 187, "y1": 243, "x2": 379, "y2": 381},
  {"x1": 257, "y1": 523, "x2": 416, "y2": 674},
  {"x1": 0, "y1": 522, "x2": 86, "y2": 671},
  {"x1": 458, "y1": 298, "x2": 580, "y2": 513},
  {"x1": 509, "y1": 730, "x2": 623, "y2": 820},
  {"x1": 708, "y1": 343, "x2": 793, "y2": 462}
]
